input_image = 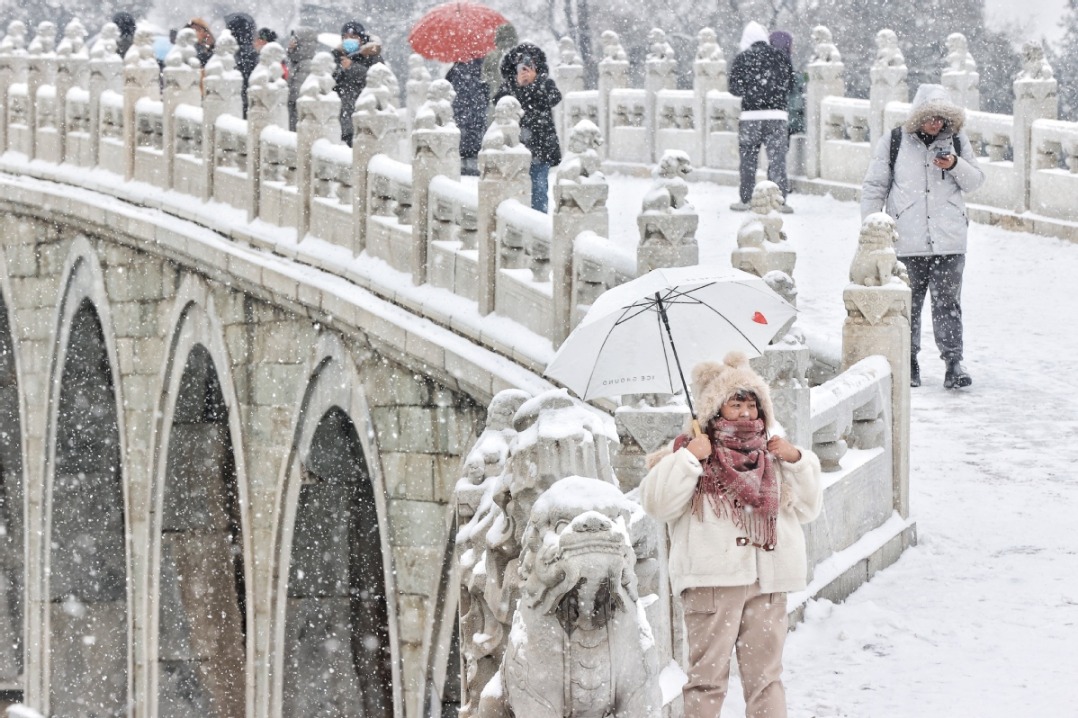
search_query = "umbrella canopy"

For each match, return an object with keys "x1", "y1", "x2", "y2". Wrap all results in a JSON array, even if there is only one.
[
  {"x1": 545, "y1": 266, "x2": 796, "y2": 409},
  {"x1": 408, "y1": 1, "x2": 509, "y2": 62}
]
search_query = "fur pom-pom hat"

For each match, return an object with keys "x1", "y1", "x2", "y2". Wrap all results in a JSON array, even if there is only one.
[{"x1": 691, "y1": 352, "x2": 776, "y2": 432}]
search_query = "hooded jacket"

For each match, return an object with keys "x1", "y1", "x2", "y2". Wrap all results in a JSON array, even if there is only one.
[
  {"x1": 861, "y1": 84, "x2": 985, "y2": 256},
  {"x1": 729, "y1": 22, "x2": 792, "y2": 118},
  {"x1": 332, "y1": 22, "x2": 384, "y2": 143},
  {"x1": 493, "y1": 43, "x2": 562, "y2": 165},
  {"x1": 639, "y1": 353, "x2": 822, "y2": 595}
]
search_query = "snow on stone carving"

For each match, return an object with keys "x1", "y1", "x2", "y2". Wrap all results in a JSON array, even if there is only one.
[
  {"x1": 414, "y1": 78, "x2": 456, "y2": 130},
  {"x1": 90, "y1": 22, "x2": 119, "y2": 60},
  {"x1": 945, "y1": 33, "x2": 977, "y2": 73},
  {"x1": 361, "y1": 63, "x2": 398, "y2": 110},
  {"x1": 810, "y1": 25, "x2": 842, "y2": 64},
  {"x1": 165, "y1": 27, "x2": 199, "y2": 70},
  {"x1": 456, "y1": 390, "x2": 624, "y2": 718},
  {"x1": 641, "y1": 149, "x2": 693, "y2": 212},
  {"x1": 249, "y1": 41, "x2": 287, "y2": 88},
  {"x1": 850, "y1": 213, "x2": 908, "y2": 287},
  {"x1": 498, "y1": 475, "x2": 662, "y2": 718},
  {"x1": 407, "y1": 53, "x2": 431, "y2": 83},
  {"x1": 1017, "y1": 41, "x2": 1054, "y2": 81},
  {"x1": 600, "y1": 30, "x2": 627, "y2": 62},
  {"x1": 1, "y1": 21, "x2": 28, "y2": 54},
  {"x1": 732, "y1": 181, "x2": 795, "y2": 278},
  {"x1": 646, "y1": 28, "x2": 675, "y2": 62},
  {"x1": 57, "y1": 19, "x2": 87, "y2": 58},
  {"x1": 637, "y1": 150, "x2": 698, "y2": 272},
  {"x1": 28, "y1": 21, "x2": 56, "y2": 55},
  {"x1": 695, "y1": 27, "x2": 723, "y2": 62},
  {"x1": 481, "y1": 96, "x2": 523, "y2": 151},
  {"x1": 124, "y1": 28, "x2": 157, "y2": 68},
  {"x1": 554, "y1": 120, "x2": 607, "y2": 218},
  {"x1": 557, "y1": 36, "x2": 582, "y2": 66},
  {"x1": 299, "y1": 52, "x2": 337, "y2": 100},
  {"x1": 872, "y1": 29, "x2": 905, "y2": 70}
]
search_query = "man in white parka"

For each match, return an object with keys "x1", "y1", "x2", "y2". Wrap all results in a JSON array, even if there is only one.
[
  {"x1": 861, "y1": 84, "x2": 985, "y2": 389},
  {"x1": 641, "y1": 353, "x2": 822, "y2": 718}
]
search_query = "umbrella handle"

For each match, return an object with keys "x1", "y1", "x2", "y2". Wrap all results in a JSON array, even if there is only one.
[{"x1": 691, "y1": 419, "x2": 703, "y2": 438}]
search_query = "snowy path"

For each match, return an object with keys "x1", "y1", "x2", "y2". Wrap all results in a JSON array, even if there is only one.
[{"x1": 604, "y1": 175, "x2": 1078, "y2": 717}]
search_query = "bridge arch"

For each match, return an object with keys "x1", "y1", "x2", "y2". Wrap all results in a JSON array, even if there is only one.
[
  {"x1": 147, "y1": 277, "x2": 253, "y2": 718},
  {"x1": 269, "y1": 333, "x2": 400, "y2": 718},
  {"x1": 0, "y1": 246, "x2": 26, "y2": 697},
  {"x1": 41, "y1": 239, "x2": 130, "y2": 717}
]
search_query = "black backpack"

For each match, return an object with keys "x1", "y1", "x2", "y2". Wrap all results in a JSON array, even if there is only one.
[{"x1": 889, "y1": 126, "x2": 963, "y2": 173}]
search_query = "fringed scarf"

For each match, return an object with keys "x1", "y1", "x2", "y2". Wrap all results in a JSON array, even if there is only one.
[{"x1": 675, "y1": 418, "x2": 779, "y2": 550}]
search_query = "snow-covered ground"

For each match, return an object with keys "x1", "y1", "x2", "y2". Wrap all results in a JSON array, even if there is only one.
[{"x1": 603, "y1": 175, "x2": 1078, "y2": 717}]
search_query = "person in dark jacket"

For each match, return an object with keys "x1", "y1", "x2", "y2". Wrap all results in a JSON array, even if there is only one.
[
  {"x1": 224, "y1": 13, "x2": 260, "y2": 119},
  {"x1": 729, "y1": 21, "x2": 793, "y2": 212},
  {"x1": 494, "y1": 43, "x2": 562, "y2": 212},
  {"x1": 446, "y1": 57, "x2": 487, "y2": 176},
  {"x1": 769, "y1": 30, "x2": 806, "y2": 136},
  {"x1": 333, "y1": 20, "x2": 384, "y2": 146},
  {"x1": 112, "y1": 12, "x2": 136, "y2": 59}
]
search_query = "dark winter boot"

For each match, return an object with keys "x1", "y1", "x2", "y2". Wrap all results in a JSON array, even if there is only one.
[
  {"x1": 910, "y1": 357, "x2": 921, "y2": 388},
  {"x1": 943, "y1": 359, "x2": 972, "y2": 389}
]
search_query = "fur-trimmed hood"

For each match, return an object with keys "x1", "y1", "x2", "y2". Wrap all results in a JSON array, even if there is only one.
[{"x1": 903, "y1": 83, "x2": 965, "y2": 134}]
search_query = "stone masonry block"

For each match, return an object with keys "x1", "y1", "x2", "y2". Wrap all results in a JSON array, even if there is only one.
[
  {"x1": 369, "y1": 408, "x2": 402, "y2": 452},
  {"x1": 251, "y1": 363, "x2": 305, "y2": 406},
  {"x1": 37, "y1": 239, "x2": 71, "y2": 276},
  {"x1": 380, "y1": 452, "x2": 435, "y2": 501},
  {"x1": 223, "y1": 324, "x2": 250, "y2": 364},
  {"x1": 5, "y1": 243, "x2": 38, "y2": 277},
  {"x1": 246, "y1": 405, "x2": 296, "y2": 445},
  {"x1": 362, "y1": 362, "x2": 428, "y2": 407},
  {"x1": 11, "y1": 276, "x2": 56, "y2": 307},
  {"x1": 111, "y1": 300, "x2": 163, "y2": 338},
  {"x1": 392, "y1": 545, "x2": 446, "y2": 595},
  {"x1": 388, "y1": 499, "x2": 447, "y2": 548},
  {"x1": 395, "y1": 407, "x2": 439, "y2": 454},
  {"x1": 253, "y1": 322, "x2": 315, "y2": 364},
  {"x1": 396, "y1": 593, "x2": 429, "y2": 645},
  {"x1": 118, "y1": 336, "x2": 167, "y2": 375},
  {"x1": 15, "y1": 307, "x2": 56, "y2": 341},
  {"x1": 433, "y1": 454, "x2": 463, "y2": 504},
  {"x1": 120, "y1": 373, "x2": 158, "y2": 412}
]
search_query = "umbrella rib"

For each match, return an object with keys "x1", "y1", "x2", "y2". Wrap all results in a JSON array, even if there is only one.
[{"x1": 582, "y1": 303, "x2": 658, "y2": 395}]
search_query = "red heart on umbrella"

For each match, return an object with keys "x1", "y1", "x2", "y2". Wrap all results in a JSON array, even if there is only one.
[{"x1": 752, "y1": 311, "x2": 768, "y2": 324}]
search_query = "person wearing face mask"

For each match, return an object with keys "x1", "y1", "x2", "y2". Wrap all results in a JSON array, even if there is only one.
[
  {"x1": 332, "y1": 20, "x2": 384, "y2": 146},
  {"x1": 640, "y1": 352, "x2": 821, "y2": 718}
]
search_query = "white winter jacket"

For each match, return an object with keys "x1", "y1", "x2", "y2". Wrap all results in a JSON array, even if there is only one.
[
  {"x1": 860, "y1": 84, "x2": 985, "y2": 257},
  {"x1": 640, "y1": 446, "x2": 822, "y2": 596}
]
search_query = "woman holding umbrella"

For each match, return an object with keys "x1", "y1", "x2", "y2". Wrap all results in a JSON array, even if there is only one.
[
  {"x1": 493, "y1": 43, "x2": 562, "y2": 212},
  {"x1": 641, "y1": 352, "x2": 822, "y2": 718}
]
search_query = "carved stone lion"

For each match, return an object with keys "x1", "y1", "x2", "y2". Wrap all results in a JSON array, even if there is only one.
[
  {"x1": 945, "y1": 33, "x2": 977, "y2": 73},
  {"x1": 810, "y1": 26, "x2": 842, "y2": 64},
  {"x1": 641, "y1": 150, "x2": 693, "y2": 212},
  {"x1": 497, "y1": 476, "x2": 661, "y2": 718},
  {"x1": 873, "y1": 29, "x2": 904, "y2": 68},
  {"x1": 250, "y1": 41, "x2": 287, "y2": 87},
  {"x1": 482, "y1": 96, "x2": 523, "y2": 150},
  {"x1": 1018, "y1": 41, "x2": 1054, "y2": 81},
  {"x1": 646, "y1": 28, "x2": 675, "y2": 62},
  {"x1": 558, "y1": 36, "x2": 582, "y2": 66},
  {"x1": 600, "y1": 31, "x2": 627, "y2": 62},
  {"x1": 696, "y1": 27, "x2": 723, "y2": 62},
  {"x1": 850, "y1": 213, "x2": 908, "y2": 287}
]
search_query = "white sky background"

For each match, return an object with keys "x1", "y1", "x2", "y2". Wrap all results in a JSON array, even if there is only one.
[
  {"x1": 595, "y1": 175, "x2": 1078, "y2": 717},
  {"x1": 985, "y1": 0, "x2": 1070, "y2": 43}
]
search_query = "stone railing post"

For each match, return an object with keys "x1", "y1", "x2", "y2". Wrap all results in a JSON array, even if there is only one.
[
  {"x1": 868, "y1": 29, "x2": 907, "y2": 144},
  {"x1": 553, "y1": 37, "x2": 584, "y2": 143},
  {"x1": 88, "y1": 24, "x2": 123, "y2": 167},
  {"x1": 1012, "y1": 43, "x2": 1057, "y2": 214},
  {"x1": 941, "y1": 32, "x2": 980, "y2": 111},
  {"x1": 842, "y1": 213, "x2": 911, "y2": 517},
  {"x1": 411, "y1": 79, "x2": 461, "y2": 284},
  {"x1": 477, "y1": 96, "x2": 531, "y2": 316},
  {"x1": 200, "y1": 36, "x2": 243, "y2": 199},
  {"x1": 26, "y1": 21, "x2": 57, "y2": 160},
  {"x1": 552, "y1": 120, "x2": 607, "y2": 345},
  {"x1": 636, "y1": 150, "x2": 698, "y2": 274},
  {"x1": 644, "y1": 28, "x2": 677, "y2": 164},
  {"x1": 405, "y1": 53, "x2": 431, "y2": 129},
  {"x1": 351, "y1": 84, "x2": 403, "y2": 256},
  {"x1": 55, "y1": 19, "x2": 88, "y2": 165},
  {"x1": 162, "y1": 52, "x2": 200, "y2": 190},
  {"x1": 805, "y1": 26, "x2": 844, "y2": 179},
  {"x1": 295, "y1": 52, "x2": 341, "y2": 240},
  {"x1": 0, "y1": 21, "x2": 30, "y2": 153},
  {"x1": 245, "y1": 43, "x2": 289, "y2": 222},
  {"x1": 123, "y1": 31, "x2": 162, "y2": 181},
  {"x1": 596, "y1": 31, "x2": 628, "y2": 161},
  {"x1": 694, "y1": 27, "x2": 727, "y2": 166}
]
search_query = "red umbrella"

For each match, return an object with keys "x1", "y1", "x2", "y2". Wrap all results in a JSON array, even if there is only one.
[{"x1": 408, "y1": 1, "x2": 509, "y2": 63}]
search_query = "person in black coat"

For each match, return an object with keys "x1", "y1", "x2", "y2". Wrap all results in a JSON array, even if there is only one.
[
  {"x1": 728, "y1": 22, "x2": 793, "y2": 212},
  {"x1": 333, "y1": 20, "x2": 384, "y2": 147},
  {"x1": 445, "y1": 57, "x2": 487, "y2": 176},
  {"x1": 493, "y1": 43, "x2": 562, "y2": 212},
  {"x1": 225, "y1": 13, "x2": 260, "y2": 119},
  {"x1": 112, "y1": 12, "x2": 136, "y2": 59}
]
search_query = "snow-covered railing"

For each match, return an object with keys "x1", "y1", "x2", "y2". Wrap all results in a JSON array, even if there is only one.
[
  {"x1": 1030, "y1": 119, "x2": 1078, "y2": 221},
  {"x1": 572, "y1": 230, "x2": 635, "y2": 321},
  {"x1": 427, "y1": 174, "x2": 480, "y2": 300},
  {"x1": 655, "y1": 89, "x2": 696, "y2": 161},
  {"x1": 133, "y1": 97, "x2": 163, "y2": 186},
  {"x1": 704, "y1": 91, "x2": 741, "y2": 170},
  {"x1": 820, "y1": 96, "x2": 872, "y2": 185},
  {"x1": 64, "y1": 87, "x2": 90, "y2": 165},
  {"x1": 960, "y1": 107, "x2": 1015, "y2": 210},
  {"x1": 259, "y1": 126, "x2": 298, "y2": 228},
  {"x1": 6, "y1": 82, "x2": 28, "y2": 155},
  {"x1": 171, "y1": 105, "x2": 203, "y2": 196},
  {"x1": 310, "y1": 139, "x2": 354, "y2": 250},
  {"x1": 562, "y1": 89, "x2": 599, "y2": 145},
  {"x1": 213, "y1": 115, "x2": 248, "y2": 209},
  {"x1": 98, "y1": 90, "x2": 124, "y2": 177},
  {"x1": 365, "y1": 153, "x2": 414, "y2": 272},
  {"x1": 607, "y1": 88, "x2": 646, "y2": 162}
]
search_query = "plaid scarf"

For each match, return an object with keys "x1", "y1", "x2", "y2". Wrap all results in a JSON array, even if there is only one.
[{"x1": 675, "y1": 418, "x2": 779, "y2": 550}]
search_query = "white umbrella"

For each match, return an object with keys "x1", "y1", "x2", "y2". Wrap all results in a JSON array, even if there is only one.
[{"x1": 545, "y1": 265, "x2": 795, "y2": 422}]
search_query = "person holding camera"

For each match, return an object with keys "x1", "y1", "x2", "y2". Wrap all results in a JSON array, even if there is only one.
[
  {"x1": 332, "y1": 21, "x2": 384, "y2": 146},
  {"x1": 861, "y1": 84, "x2": 984, "y2": 389},
  {"x1": 493, "y1": 42, "x2": 562, "y2": 212},
  {"x1": 640, "y1": 353, "x2": 822, "y2": 718}
]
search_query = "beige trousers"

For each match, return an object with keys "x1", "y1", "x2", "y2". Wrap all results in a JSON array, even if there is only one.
[{"x1": 681, "y1": 584, "x2": 788, "y2": 718}]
